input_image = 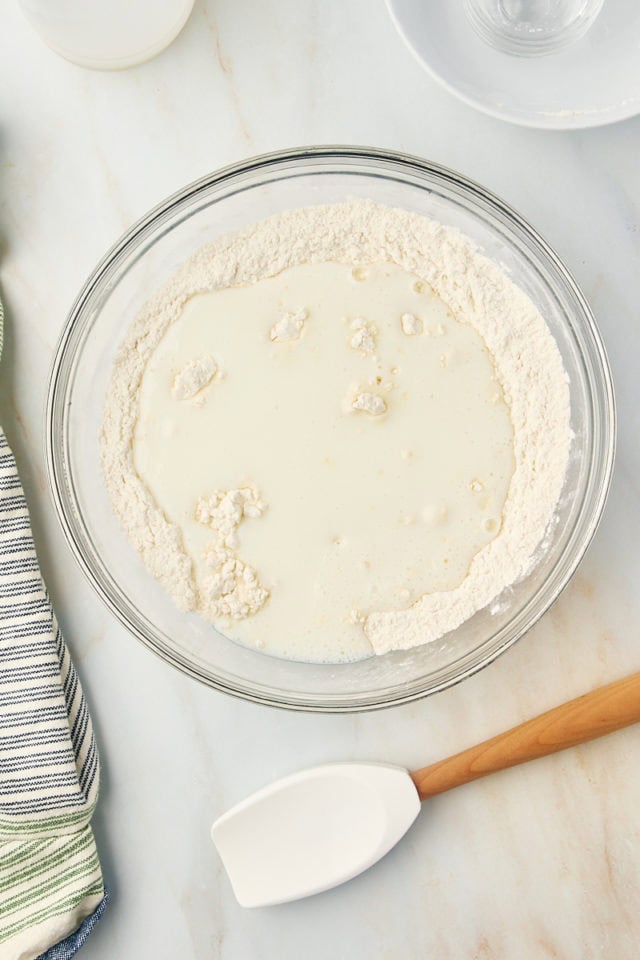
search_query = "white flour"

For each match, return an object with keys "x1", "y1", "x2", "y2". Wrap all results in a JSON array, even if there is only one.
[
  {"x1": 351, "y1": 391, "x2": 387, "y2": 416},
  {"x1": 196, "y1": 487, "x2": 269, "y2": 621},
  {"x1": 171, "y1": 355, "x2": 218, "y2": 401},
  {"x1": 349, "y1": 318, "x2": 377, "y2": 355},
  {"x1": 101, "y1": 201, "x2": 570, "y2": 657},
  {"x1": 401, "y1": 312, "x2": 423, "y2": 336},
  {"x1": 270, "y1": 308, "x2": 307, "y2": 342}
]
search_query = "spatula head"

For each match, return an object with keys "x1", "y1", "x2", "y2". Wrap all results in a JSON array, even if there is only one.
[{"x1": 211, "y1": 762, "x2": 420, "y2": 907}]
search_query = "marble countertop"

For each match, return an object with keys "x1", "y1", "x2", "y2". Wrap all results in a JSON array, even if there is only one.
[{"x1": 1, "y1": 2, "x2": 639, "y2": 957}]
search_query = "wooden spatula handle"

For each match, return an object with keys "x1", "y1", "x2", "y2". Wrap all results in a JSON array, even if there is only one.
[{"x1": 411, "y1": 671, "x2": 640, "y2": 801}]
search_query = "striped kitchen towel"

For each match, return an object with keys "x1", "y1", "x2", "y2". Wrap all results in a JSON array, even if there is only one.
[{"x1": 0, "y1": 296, "x2": 106, "y2": 960}]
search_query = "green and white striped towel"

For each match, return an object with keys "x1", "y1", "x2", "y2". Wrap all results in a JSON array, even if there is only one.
[{"x1": 0, "y1": 296, "x2": 106, "y2": 960}]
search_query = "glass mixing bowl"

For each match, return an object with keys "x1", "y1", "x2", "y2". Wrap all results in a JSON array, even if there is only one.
[{"x1": 46, "y1": 147, "x2": 615, "y2": 712}]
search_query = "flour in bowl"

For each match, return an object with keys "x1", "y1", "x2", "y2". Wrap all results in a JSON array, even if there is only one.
[{"x1": 101, "y1": 202, "x2": 570, "y2": 662}]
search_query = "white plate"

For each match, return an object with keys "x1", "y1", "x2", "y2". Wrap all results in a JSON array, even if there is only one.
[{"x1": 385, "y1": 0, "x2": 640, "y2": 129}]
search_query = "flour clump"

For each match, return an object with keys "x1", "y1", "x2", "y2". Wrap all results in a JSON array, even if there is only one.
[{"x1": 172, "y1": 355, "x2": 218, "y2": 401}]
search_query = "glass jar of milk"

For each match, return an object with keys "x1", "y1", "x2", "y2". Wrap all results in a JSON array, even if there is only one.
[{"x1": 18, "y1": 0, "x2": 195, "y2": 70}]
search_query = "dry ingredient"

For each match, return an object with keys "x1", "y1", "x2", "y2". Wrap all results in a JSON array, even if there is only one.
[
  {"x1": 171, "y1": 355, "x2": 218, "y2": 401},
  {"x1": 101, "y1": 201, "x2": 570, "y2": 661}
]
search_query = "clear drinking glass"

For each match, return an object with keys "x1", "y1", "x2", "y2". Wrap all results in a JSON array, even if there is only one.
[{"x1": 464, "y1": 0, "x2": 605, "y2": 56}]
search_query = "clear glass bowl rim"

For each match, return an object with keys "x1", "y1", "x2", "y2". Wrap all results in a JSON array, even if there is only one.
[{"x1": 45, "y1": 145, "x2": 616, "y2": 712}]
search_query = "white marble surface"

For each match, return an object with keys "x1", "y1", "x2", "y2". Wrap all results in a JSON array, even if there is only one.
[{"x1": 1, "y1": 2, "x2": 640, "y2": 957}]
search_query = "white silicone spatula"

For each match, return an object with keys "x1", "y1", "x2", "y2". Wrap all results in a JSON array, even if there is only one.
[{"x1": 212, "y1": 671, "x2": 640, "y2": 907}]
